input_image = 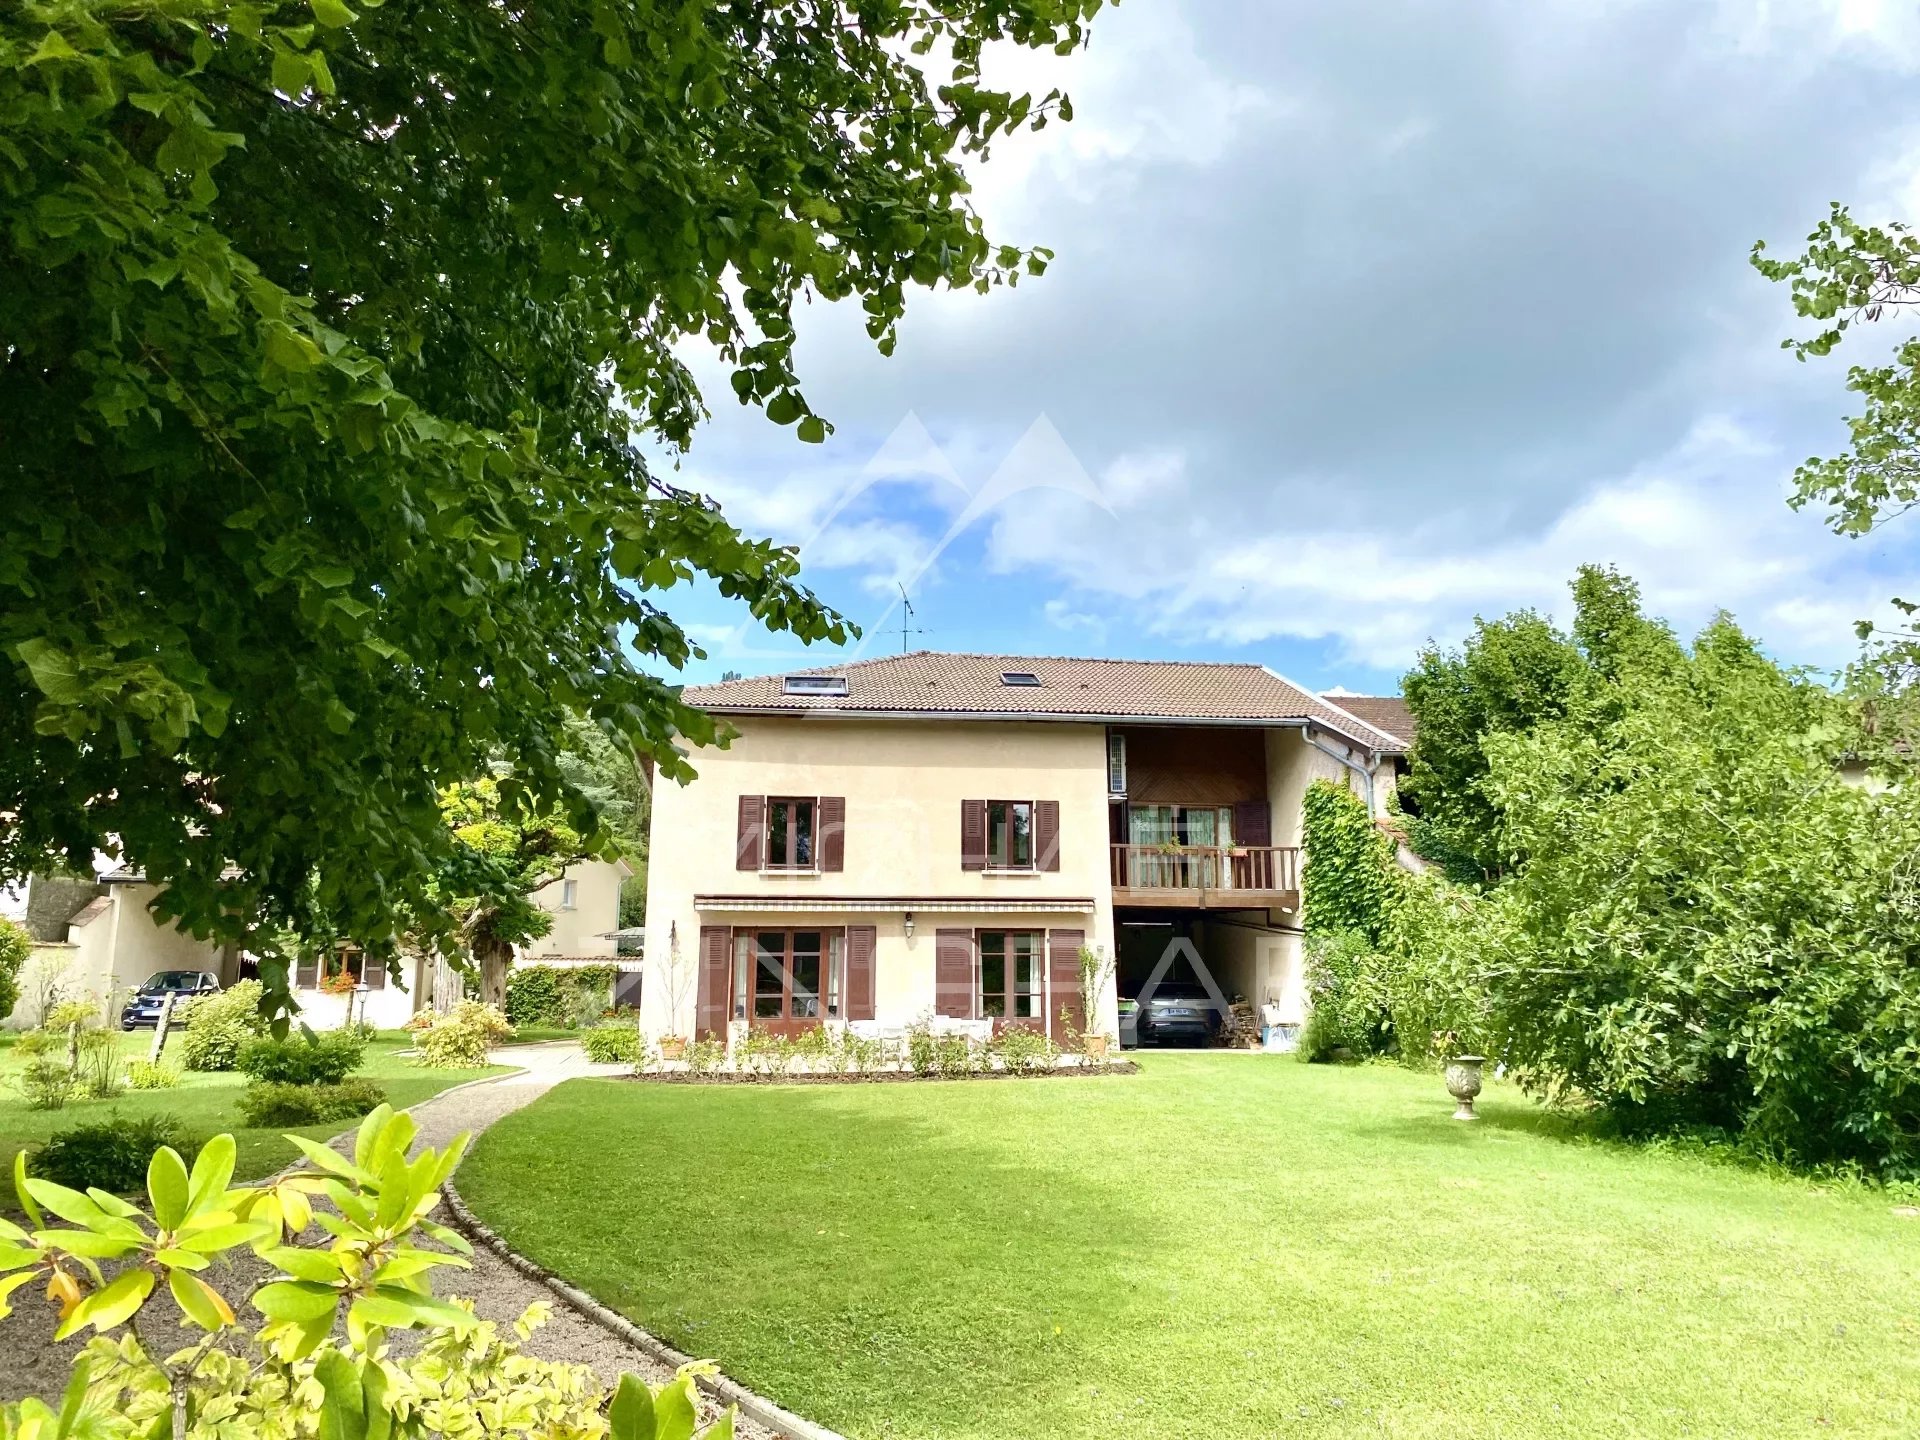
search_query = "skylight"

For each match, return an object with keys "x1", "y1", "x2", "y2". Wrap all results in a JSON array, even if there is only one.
[
  {"x1": 782, "y1": 674, "x2": 848, "y2": 696},
  {"x1": 1000, "y1": 670, "x2": 1042, "y2": 687}
]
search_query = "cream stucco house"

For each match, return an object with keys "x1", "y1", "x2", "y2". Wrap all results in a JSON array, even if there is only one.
[
  {"x1": 4, "y1": 856, "x2": 630, "y2": 1030},
  {"x1": 640, "y1": 653, "x2": 1408, "y2": 1049}
]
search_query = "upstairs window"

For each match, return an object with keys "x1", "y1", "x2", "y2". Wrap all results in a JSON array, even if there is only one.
[
  {"x1": 765, "y1": 797, "x2": 816, "y2": 869},
  {"x1": 987, "y1": 800, "x2": 1033, "y2": 869},
  {"x1": 560, "y1": 878, "x2": 578, "y2": 910},
  {"x1": 1000, "y1": 670, "x2": 1042, "y2": 687}
]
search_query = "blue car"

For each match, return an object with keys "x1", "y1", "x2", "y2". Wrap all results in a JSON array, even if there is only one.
[{"x1": 119, "y1": 970, "x2": 220, "y2": 1030}]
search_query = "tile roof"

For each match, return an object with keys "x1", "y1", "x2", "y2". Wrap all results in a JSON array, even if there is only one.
[
  {"x1": 683, "y1": 652, "x2": 1406, "y2": 750},
  {"x1": 1320, "y1": 695, "x2": 1415, "y2": 749}
]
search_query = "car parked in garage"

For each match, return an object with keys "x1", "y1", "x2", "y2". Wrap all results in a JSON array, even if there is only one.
[
  {"x1": 119, "y1": 970, "x2": 220, "y2": 1029},
  {"x1": 1130, "y1": 981, "x2": 1224, "y2": 1047}
]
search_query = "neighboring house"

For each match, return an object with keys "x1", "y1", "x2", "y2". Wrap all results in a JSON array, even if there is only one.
[
  {"x1": 517, "y1": 857, "x2": 642, "y2": 1009},
  {"x1": 4, "y1": 856, "x2": 625, "y2": 1029},
  {"x1": 640, "y1": 652, "x2": 1407, "y2": 1047}
]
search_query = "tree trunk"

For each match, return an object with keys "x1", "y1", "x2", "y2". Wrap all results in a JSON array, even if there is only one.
[{"x1": 477, "y1": 937, "x2": 512, "y2": 1007}]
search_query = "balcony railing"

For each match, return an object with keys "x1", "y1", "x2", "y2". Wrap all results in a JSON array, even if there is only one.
[{"x1": 1109, "y1": 843, "x2": 1301, "y2": 896}]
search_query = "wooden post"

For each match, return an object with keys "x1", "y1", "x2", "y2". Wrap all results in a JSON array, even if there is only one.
[{"x1": 150, "y1": 991, "x2": 177, "y2": 1060}]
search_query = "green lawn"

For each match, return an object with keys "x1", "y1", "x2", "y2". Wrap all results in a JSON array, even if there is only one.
[
  {"x1": 459, "y1": 1056, "x2": 1920, "y2": 1440},
  {"x1": 1, "y1": 1031, "x2": 507, "y2": 1183}
]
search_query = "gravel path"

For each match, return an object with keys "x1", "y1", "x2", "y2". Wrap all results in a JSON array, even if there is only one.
[{"x1": 1, "y1": 1044, "x2": 774, "y2": 1437}]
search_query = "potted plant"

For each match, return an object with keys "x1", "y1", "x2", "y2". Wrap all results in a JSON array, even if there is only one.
[
  {"x1": 1077, "y1": 944, "x2": 1117, "y2": 1060},
  {"x1": 656, "y1": 924, "x2": 693, "y2": 1062}
]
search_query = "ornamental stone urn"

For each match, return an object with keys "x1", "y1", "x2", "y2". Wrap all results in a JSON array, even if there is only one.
[{"x1": 1444, "y1": 1055, "x2": 1487, "y2": 1121}]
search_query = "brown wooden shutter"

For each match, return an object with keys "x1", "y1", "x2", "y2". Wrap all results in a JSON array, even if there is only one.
[
  {"x1": 1034, "y1": 799, "x2": 1061, "y2": 872},
  {"x1": 735, "y1": 795, "x2": 764, "y2": 870},
  {"x1": 294, "y1": 955, "x2": 319, "y2": 989},
  {"x1": 845, "y1": 924, "x2": 876, "y2": 1021},
  {"x1": 960, "y1": 799, "x2": 987, "y2": 871},
  {"x1": 361, "y1": 955, "x2": 386, "y2": 990},
  {"x1": 935, "y1": 929, "x2": 975, "y2": 1017},
  {"x1": 697, "y1": 926, "x2": 730, "y2": 1039},
  {"x1": 1047, "y1": 929, "x2": 1086, "y2": 1045},
  {"x1": 818, "y1": 796, "x2": 846, "y2": 872},
  {"x1": 1233, "y1": 799, "x2": 1272, "y2": 847}
]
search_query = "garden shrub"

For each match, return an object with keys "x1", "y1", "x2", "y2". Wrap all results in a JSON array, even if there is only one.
[
  {"x1": 993, "y1": 1025, "x2": 1056, "y2": 1075},
  {"x1": 12, "y1": 1027, "x2": 60, "y2": 1060},
  {"x1": 123, "y1": 1058, "x2": 180, "y2": 1090},
  {"x1": 30, "y1": 1116, "x2": 199, "y2": 1194},
  {"x1": 236, "y1": 1077, "x2": 388, "y2": 1127},
  {"x1": 503, "y1": 965, "x2": 562, "y2": 1027},
  {"x1": 14, "y1": 1058, "x2": 76, "y2": 1110},
  {"x1": 74, "y1": 1027, "x2": 121, "y2": 1097},
  {"x1": 414, "y1": 1000, "x2": 513, "y2": 1067},
  {"x1": 236, "y1": 1030, "x2": 366, "y2": 1085},
  {"x1": 686, "y1": 1037, "x2": 726, "y2": 1073},
  {"x1": 0, "y1": 914, "x2": 27, "y2": 1023},
  {"x1": 582, "y1": 1022, "x2": 641, "y2": 1064},
  {"x1": 179, "y1": 979, "x2": 267, "y2": 1071}
]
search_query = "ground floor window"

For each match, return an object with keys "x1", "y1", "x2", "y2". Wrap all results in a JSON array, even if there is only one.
[
  {"x1": 978, "y1": 930, "x2": 1043, "y2": 1021},
  {"x1": 733, "y1": 929, "x2": 844, "y2": 1026}
]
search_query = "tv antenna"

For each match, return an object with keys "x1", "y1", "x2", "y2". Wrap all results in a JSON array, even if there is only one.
[{"x1": 896, "y1": 583, "x2": 929, "y2": 653}]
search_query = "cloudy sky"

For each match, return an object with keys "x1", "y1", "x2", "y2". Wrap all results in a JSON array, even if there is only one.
[{"x1": 655, "y1": 0, "x2": 1920, "y2": 694}]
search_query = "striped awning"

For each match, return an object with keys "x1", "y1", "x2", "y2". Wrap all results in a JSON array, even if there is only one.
[{"x1": 694, "y1": 895, "x2": 1096, "y2": 915}]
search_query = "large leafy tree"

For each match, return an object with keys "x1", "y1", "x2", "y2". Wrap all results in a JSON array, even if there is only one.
[
  {"x1": 1401, "y1": 565, "x2": 1670, "y2": 882},
  {"x1": 0, "y1": 0, "x2": 1102, "y2": 1020},
  {"x1": 1473, "y1": 617, "x2": 1920, "y2": 1172}
]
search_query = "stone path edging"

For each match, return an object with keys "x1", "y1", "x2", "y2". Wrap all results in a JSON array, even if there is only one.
[{"x1": 440, "y1": 1180, "x2": 851, "y2": 1440}]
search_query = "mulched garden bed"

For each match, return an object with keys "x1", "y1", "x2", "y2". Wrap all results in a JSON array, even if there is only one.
[{"x1": 623, "y1": 1060, "x2": 1140, "y2": 1085}]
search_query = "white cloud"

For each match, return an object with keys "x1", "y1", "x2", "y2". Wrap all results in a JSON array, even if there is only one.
[{"x1": 981, "y1": 416, "x2": 1918, "y2": 671}]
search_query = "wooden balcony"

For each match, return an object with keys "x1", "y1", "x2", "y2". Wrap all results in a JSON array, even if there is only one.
[{"x1": 1109, "y1": 844, "x2": 1301, "y2": 909}]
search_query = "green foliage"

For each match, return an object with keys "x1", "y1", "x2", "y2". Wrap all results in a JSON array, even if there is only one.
[
  {"x1": 13, "y1": 1027, "x2": 60, "y2": 1059},
  {"x1": 14, "y1": 1058, "x2": 77, "y2": 1110},
  {"x1": 994, "y1": 1025, "x2": 1057, "y2": 1075},
  {"x1": 74, "y1": 1028, "x2": 121, "y2": 1099},
  {"x1": 1465, "y1": 614, "x2": 1920, "y2": 1172},
  {"x1": 178, "y1": 980, "x2": 267, "y2": 1072},
  {"x1": 1298, "y1": 930, "x2": 1391, "y2": 1062},
  {"x1": 1401, "y1": 608, "x2": 1584, "y2": 882},
  {"x1": 45, "y1": 998, "x2": 100, "y2": 1030},
  {"x1": 122, "y1": 1059, "x2": 179, "y2": 1091},
  {"x1": 1301, "y1": 780, "x2": 1397, "y2": 941},
  {"x1": 3, "y1": 1110, "x2": 740, "y2": 1440},
  {"x1": 1, "y1": 0, "x2": 1103, "y2": 1031},
  {"x1": 685, "y1": 1038, "x2": 727, "y2": 1075},
  {"x1": 1752, "y1": 202, "x2": 1920, "y2": 536},
  {"x1": 235, "y1": 1078, "x2": 387, "y2": 1128},
  {"x1": 503, "y1": 966, "x2": 562, "y2": 1028},
  {"x1": 0, "y1": 915, "x2": 27, "y2": 1021},
  {"x1": 413, "y1": 1001, "x2": 513, "y2": 1069},
  {"x1": 582, "y1": 1023, "x2": 642, "y2": 1066},
  {"x1": 236, "y1": 1031, "x2": 366, "y2": 1085},
  {"x1": 28, "y1": 1117, "x2": 199, "y2": 1196}
]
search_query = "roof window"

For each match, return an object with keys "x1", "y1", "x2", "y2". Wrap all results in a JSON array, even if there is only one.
[
  {"x1": 1000, "y1": 670, "x2": 1042, "y2": 687},
  {"x1": 782, "y1": 674, "x2": 848, "y2": 697}
]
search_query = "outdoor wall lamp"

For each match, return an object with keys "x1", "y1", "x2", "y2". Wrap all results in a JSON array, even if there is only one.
[{"x1": 903, "y1": 911, "x2": 915, "y2": 940}]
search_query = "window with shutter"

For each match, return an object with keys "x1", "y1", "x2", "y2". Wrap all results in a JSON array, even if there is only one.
[
  {"x1": 960, "y1": 799, "x2": 987, "y2": 871},
  {"x1": 978, "y1": 931, "x2": 1043, "y2": 1026},
  {"x1": 845, "y1": 925, "x2": 876, "y2": 1021},
  {"x1": 1047, "y1": 929, "x2": 1086, "y2": 1045},
  {"x1": 735, "y1": 796, "x2": 765, "y2": 871},
  {"x1": 1034, "y1": 799, "x2": 1061, "y2": 872},
  {"x1": 763, "y1": 797, "x2": 817, "y2": 869},
  {"x1": 985, "y1": 800, "x2": 1033, "y2": 868},
  {"x1": 696, "y1": 926, "x2": 730, "y2": 1038},
  {"x1": 818, "y1": 796, "x2": 846, "y2": 871},
  {"x1": 934, "y1": 929, "x2": 974, "y2": 1016}
]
